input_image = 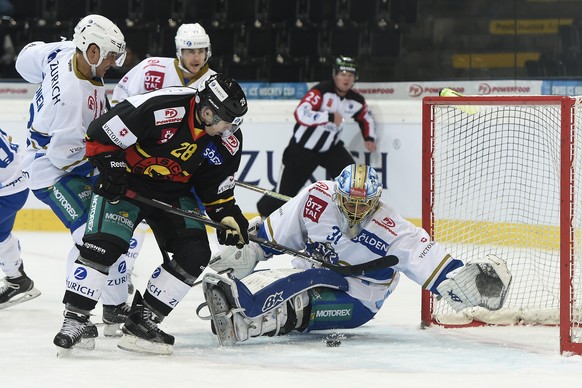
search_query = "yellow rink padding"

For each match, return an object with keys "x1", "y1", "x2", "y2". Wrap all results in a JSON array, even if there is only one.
[
  {"x1": 14, "y1": 209, "x2": 67, "y2": 231},
  {"x1": 15, "y1": 210, "x2": 561, "y2": 251},
  {"x1": 432, "y1": 219, "x2": 560, "y2": 250},
  {"x1": 13, "y1": 209, "x2": 262, "y2": 233}
]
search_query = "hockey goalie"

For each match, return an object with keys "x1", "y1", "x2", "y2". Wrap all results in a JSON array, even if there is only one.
[{"x1": 199, "y1": 164, "x2": 512, "y2": 346}]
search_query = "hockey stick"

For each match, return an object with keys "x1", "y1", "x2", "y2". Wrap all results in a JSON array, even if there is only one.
[
  {"x1": 235, "y1": 180, "x2": 292, "y2": 202},
  {"x1": 124, "y1": 190, "x2": 398, "y2": 276}
]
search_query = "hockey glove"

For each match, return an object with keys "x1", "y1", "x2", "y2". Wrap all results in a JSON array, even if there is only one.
[
  {"x1": 210, "y1": 217, "x2": 268, "y2": 278},
  {"x1": 90, "y1": 151, "x2": 128, "y2": 204},
  {"x1": 217, "y1": 212, "x2": 249, "y2": 249},
  {"x1": 436, "y1": 254, "x2": 512, "y2": 312},
  {"x1": 209, "y1": 241, "x2": 268, "y2": 278}
]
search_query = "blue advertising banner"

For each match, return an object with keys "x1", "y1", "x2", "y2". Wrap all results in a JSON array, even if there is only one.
[
  {"x1": 541, "y1": 80, "x2": 582, "y2": 96},
  {"x1": 240, "y1": 82, "x2": 309, "y2": 99}
]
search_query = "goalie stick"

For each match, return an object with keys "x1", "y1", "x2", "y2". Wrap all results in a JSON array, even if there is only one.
[
  {"x1": 124, "y1": 190, "x2": 399, "y2": 276},
  {"x1": 235, "y1": 180, "x2": 292, "y2": 202}
]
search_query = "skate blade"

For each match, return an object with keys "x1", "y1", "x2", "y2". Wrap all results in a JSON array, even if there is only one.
[
  {"x1": 0, "y1": 288, "x2": 41, "y2": 309},
  {"x1": 206, "y1": 288, "x2": 237, "y2": 346},
  {"x1": 213, "y1": 312, "x2": 237, "y2": 347},
  {"x1": 103, "y1": 323, "x2": 123, "y2": 337},
  {"x1": 117, "y1": 334, "x2": 173, "y2": 355},
  {"x1": 55, "y1": 338, "x2": 95, "y2": 357}
]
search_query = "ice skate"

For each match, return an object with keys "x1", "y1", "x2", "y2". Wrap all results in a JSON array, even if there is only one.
[
  {"x1": 0, "y1": 273, "x2": 41, "y2": 309},
  {"x1": 102, "y1": 302, "x2": 131, "y2": 337},
  {"x1": 117, "y1": 291, "x2": 174, "y2": 355},
  {"x1": 203, "y1": 284, "x2": 238, "y2": 346},
  {"x1": 53, "y1": 310, "x2": 93, "y2": 354}
]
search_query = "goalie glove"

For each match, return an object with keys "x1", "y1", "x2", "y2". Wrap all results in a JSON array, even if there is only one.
[
  {"x1": 209, "y1": 241, "x2": 269, "y2": 278},
  {"x1": 210, "y1": 217, "x2": 267, "y2": 278},
  {"x1": 436, "y1": 254, "x2": 512, "y2": 312}
]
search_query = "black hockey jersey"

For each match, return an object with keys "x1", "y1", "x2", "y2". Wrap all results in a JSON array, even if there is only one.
[{"x1": 86, "y1": 86, "x2": 242, "y2": 215}]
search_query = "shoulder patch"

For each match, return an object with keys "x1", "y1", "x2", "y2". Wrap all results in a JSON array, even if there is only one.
[
  {"x1": 153, "y1": 107, "x2": 185, "y2": 126},
  {"x1": 217, "y1": 175, "x2": 235, "y2": 194},
  {"x1": 303, "y1": 194, "x2": 328, "y2": 223},
  {"x1": 144, "y1": 70, "x2": 165, "y2": 91},
  {"x1": 102, "y1": 115, "x2": 138, "y2": 148},
  {"x1": 202, "y1": 143, "x2": 224, "y2": 165},
  {"x1": 221, "y1": 134, "x2": 240, "y2": 155}
]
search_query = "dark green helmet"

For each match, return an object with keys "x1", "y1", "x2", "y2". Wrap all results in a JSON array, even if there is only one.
[{"x1": 333, "y1": 55, "x2": 358, "y2": 78}]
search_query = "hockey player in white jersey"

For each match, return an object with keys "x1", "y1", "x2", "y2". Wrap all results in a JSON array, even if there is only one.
[
  {"x1": 203, "y1": 164, "x2": 512, "y2": 346},
  {"x1": 15, "y1": 15, "x2": 142, "y2": 339},
  {"x1": 111, "y1": 23, "x2": 216, "y2": 105},
  {"x1": 0, "y1": 128, "x2": 41, "y2": 308}
]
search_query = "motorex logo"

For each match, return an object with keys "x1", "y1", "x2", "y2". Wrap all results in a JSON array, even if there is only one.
[
  {"x1": 312, "y1": 304, "x2": 353, "y2": 321},
  {"x1": 152, "y1": 267, "x2": 162, "y2": 278},
  {"x1": 118, "y1": 260, "x2": 127, "y2": 274},
  {"x1": 74, "y1": 267, "x2": 88, "y2": 280}
]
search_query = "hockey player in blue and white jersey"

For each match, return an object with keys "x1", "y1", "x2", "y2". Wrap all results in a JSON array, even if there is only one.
[
  {"x1": 0, "y1": 128, "x2": 41, "y2": 308},
  {"x1": 203, "y1": 164, "x2": 512, "y2": 346},
  {"x1": 15, "y1": 14, "x2": 141, "y2": 338},
  {"x1": 111, "y1": 23, "x2": 216, "y2": 105}
]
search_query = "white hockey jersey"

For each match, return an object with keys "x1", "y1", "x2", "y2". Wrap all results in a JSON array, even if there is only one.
[
  {"x1": 0, "y1": 129, "x2": 27, "y2": 196},
  {"x1": 262, "y1": 180, "x2": 456, "y2": 312},
  {"x1": 15, "y1": 41, "x2": 107, "y2": 190},
  {"x1": 111, "y1": 57, "x2": 216, "y2": 105}
]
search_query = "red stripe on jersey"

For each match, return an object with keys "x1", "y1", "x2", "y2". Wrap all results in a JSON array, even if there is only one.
[{"x1": 85, "y1": 139, "x2": 122, "y2": 157}]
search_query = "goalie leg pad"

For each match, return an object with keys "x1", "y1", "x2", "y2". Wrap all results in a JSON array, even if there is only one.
[
  {"x1": 305, "y1": 288, "x2": 376, "y2": 332},
  {"x1": 200, "y1": 268, "x2": 348, "y2": 345},
  {"x1": 436, "y1": 254, "x2": 512, "y2": 312}
]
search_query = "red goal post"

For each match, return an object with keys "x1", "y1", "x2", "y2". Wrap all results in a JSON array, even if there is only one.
[{"x1": 421, "y1": 94, "x2": 582, "y2": 355}]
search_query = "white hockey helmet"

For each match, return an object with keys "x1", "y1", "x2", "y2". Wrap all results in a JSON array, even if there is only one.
[
  {"x1": 334, "y1": 164, "x2": 382, "y2": 226},
  {"x1": 175, "y1": 23, "x2": 212, "y2": 63},
  {"x1": 73, "y1": 14, "x2": 126, "y2": 75}
]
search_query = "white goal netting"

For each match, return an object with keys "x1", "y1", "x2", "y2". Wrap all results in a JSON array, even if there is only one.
[{"x1": 422, "y1": 96, "x2": 582, "y2": 354}]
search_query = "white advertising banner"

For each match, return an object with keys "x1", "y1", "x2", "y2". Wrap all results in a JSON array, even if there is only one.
[{"x1": 3, "y1": 78, "x2": 578, "y2": 220}]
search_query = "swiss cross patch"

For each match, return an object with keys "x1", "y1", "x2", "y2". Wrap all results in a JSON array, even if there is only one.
[
  {"x1": 221, "y1": 134, "x2": 240, "y2": 155},
  {"x1": 303, "y1": 195, "x2": 327, "y2": 222},
  {"x1": 144, "y1": 70, "x2": 165, "y2": 91}
]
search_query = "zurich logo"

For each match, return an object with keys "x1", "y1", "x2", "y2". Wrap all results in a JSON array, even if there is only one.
[
  {"x1": 129, "y1": 237, "x2": 138, "y2": 249},
  {"x1": 118, "y1": 260, "x2": 127, "y2": 274},
  {"x1": 74, "y1": 267, "x2": 88, "y2": 280},
  {"x1": 152, "y1": 267, "x2": 162, "y2": 278}
]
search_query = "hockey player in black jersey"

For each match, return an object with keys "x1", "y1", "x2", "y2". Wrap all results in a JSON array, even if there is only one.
[
  {"x1": 257, "y1": 55, "x2": 377, "y2": 218},
  {"x1": 53, "y1": 73, "x2": 250, "y2": 355}
]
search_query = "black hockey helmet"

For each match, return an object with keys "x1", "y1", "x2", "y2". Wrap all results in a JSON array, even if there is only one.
[
  {"x1": 196, "y1": 73, "x2": 248, "y2": 124},
  {"x1": 333, "y1": 55, "x2": 358, "y2": 78}
]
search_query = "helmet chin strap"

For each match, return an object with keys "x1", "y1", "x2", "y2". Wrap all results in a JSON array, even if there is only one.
[{"x1": 82, "y1": 51, "x2": 103, "y2": 78}]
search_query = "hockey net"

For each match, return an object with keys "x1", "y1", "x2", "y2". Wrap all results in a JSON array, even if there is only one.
[{"x1": 421, "y1": 95, "x2": 582, "y2": 355}]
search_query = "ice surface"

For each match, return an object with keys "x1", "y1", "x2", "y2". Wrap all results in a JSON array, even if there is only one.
[{"x1": 1, "y1": 231, "x2": 582, "y2": 387}]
